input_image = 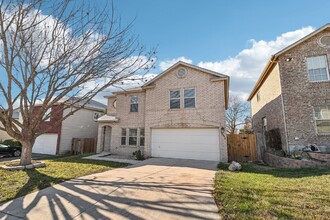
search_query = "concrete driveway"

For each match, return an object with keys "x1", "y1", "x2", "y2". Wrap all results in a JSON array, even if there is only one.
[{"x1": 0, "y1": 158, "x2": 219, "y2": 220}]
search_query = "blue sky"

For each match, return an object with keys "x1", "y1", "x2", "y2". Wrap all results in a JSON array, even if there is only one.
[
  {"x1": 3, "y1": 1, "x2": 330, "y2": 107},
  {"x1": 111, "y1": 0, "x2": 330, "y2": 61},
  {"x1": 90, "y1": 0, "x2": 330, "y2": 101}
]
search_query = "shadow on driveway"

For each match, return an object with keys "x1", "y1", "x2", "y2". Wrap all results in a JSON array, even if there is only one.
[{"x1": 0, "y1": 158, "x2": 219, "y2": 220}]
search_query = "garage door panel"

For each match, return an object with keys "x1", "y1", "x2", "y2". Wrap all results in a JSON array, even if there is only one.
[
  {"x1": 151, "y1": 128, "x2": 220, "y2": 161},
  {"x1": 152, "y1": 141, "x2": 219, "y2": 151},
  {"x1": 32, "y1": 134, "x2": 58, "y2": 155}
]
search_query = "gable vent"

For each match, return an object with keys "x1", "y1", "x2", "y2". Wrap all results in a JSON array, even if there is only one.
[{"x1": 318, "y1": 35, "x2": 330, "y2": 48}]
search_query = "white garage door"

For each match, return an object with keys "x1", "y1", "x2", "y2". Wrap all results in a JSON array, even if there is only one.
[
  {"x1": 32, "y1": 134, "x2": 58, "y2": 155},
  {"x1": 151, "y1": 128, "x2": 220, "y2": 161}
]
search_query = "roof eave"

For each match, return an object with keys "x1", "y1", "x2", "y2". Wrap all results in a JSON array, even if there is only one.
[{"x1": 248, "y1": 55, "x2": 278, "y2": 101}]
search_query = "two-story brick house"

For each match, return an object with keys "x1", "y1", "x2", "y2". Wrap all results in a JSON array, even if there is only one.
[
  {"x1": 249, "y1": 24, "x2": 330, "y2": 153},
  {"x1": 97, "y1": 61, "x2": 229, "y2": 161}
]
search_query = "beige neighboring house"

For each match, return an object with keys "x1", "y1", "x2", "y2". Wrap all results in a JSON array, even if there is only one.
[
  {"x1": 249, "y1": 24, "x2": 330, "y2": 153},
  {"x1": 97, "y1": 61, "x2": 229, "y2": 162},
  {"x1": 1, "y1": 98, "x2": 106, "y2": 155},
  {"x1": 0, "y1": 109, "x2": 20, "y2": 142}
]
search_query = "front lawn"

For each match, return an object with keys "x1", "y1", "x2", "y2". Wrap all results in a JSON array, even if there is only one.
[
  {"x1": 214, "y1": 163, "x2": 330, "y2": 220},
  {"x1": 0, "y1": 154, "x2": 129, "y2": 203}
]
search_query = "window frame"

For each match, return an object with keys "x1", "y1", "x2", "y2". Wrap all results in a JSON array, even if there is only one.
[
  {"x1": 314, "y1": 106, "x2": 330, "y2": 134},
  {"x1": 12, "y1": 111, "x2": 20, "y2": 120},
  {"x1": 183, "y1": 87, "x2": 196, "y2": 109},
  {"x1": 169, "y1": 89, "x2": 181, "y2": 109},
  {"x1": 121, "y1": 128, "x2": 127, "y2": 145},
  {"x1": 43, "y1": 108, "x2": 51, "y2": 122},
  {"x1": 129, "y1": 128, "x2": 138, "y2": 145},
  {"x1": 306, "y1": 55, "x2": 330, "y2": 82},
  {"x1": 130, "y1": 96, "x2": 138, "y2": 112},
  {"x1": 257, "y1": 91, "x2": 261, "y2": 102}
]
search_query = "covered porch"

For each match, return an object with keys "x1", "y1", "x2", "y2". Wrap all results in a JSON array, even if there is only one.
[{"x1": 96, "y1": 115, "x2": 119, "y2": 153}]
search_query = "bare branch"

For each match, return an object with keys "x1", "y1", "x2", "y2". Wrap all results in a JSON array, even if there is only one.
[{"x1": 0, "y1": 0, "x2": 156, "y2": 165}]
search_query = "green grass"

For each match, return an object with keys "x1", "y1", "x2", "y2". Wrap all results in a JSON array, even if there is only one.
[
  {"x1": 0, "y1": 154, "x2": 129, "y2": 203},
  {"x1": 214, "y1": 163, "x2": 330, "y2": 220}
]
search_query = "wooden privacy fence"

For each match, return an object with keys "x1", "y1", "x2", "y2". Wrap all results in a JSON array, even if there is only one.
[
  {"x1": 227, "y1": 134, "x2": 257, "y2": 162},
  {"x1": 71, "y1": 138, "x2": 96, "y2": 155}
]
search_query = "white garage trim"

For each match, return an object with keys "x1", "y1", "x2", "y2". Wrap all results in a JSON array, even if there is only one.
[
  {"x1": 151, "y1": 128, "x2": 220, "y2": 161},
  {"x1": 32, "y1": 134, "x2": 58, "y2": 155}
]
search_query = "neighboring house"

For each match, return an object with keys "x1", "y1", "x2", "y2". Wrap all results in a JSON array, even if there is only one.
[
  {"x1": 97, "y1": 61, "x2": 229, "y2": 162},
  {"x1": 1, "y1": 98, "x2": 106, "y2": 155},
  {"x1": 248, "y1": 24, "x2": 330, "y2": 153},
  {"x1": 0, "y1": 109, "x2": 20, "y2": 142}
]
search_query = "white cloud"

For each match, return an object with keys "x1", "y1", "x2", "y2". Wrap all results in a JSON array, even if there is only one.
[
  {"x1": 92, "y1": 26, "x2": 316, "y2": 104},
  {"x1": 198, "y1": 26, "x2": 315, "y2": 99},
  {"x1": 84, "y1": 72, "x2": 157, "y2": 104},
  {"x1": 159, "y1": 56, "x2": 192, "y2": 71}
]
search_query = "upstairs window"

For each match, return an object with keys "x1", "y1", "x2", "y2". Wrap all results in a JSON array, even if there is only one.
[
  {"x1": 43, "y1": 108, "x2": 51, "y2": 122},
  {"x1": 184, "y1": 88, "x2": 196, "y2": 108},
  {"x1": 129, "y1": 128, "x2": 138, "y2": 145},
  {"x1": 314, "y1": 106, "x2": 330, "y2": 134},
  {"x1": 12, "y1": 111, "x2": 20, "y2": 120},
  {"x1": 306, "y1": 55, "x2": 330, "y2": 82},
  {"x1": 170, "y1": 90, "x2": 180, "y2": 109},
  {"x1": 130, "y1": 96, "x2": 138, "y2": 112}
]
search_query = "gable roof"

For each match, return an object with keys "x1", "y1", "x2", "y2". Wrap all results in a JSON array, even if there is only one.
[
  {"x1": 108, "y1": 61, "x2": 230, "y2": 108},
  {"x1": 34, "y1": 97, "x2": 106, "y2": 112},
  {"x1": 143, "y1": 61, "x2": 230, "y2": 108},
  {"x1": 142, "y1": 61, "x2": 228, "y2": 87},
  {"x1": 248, "y1": 23, "x2": 330, "y2": 101}
]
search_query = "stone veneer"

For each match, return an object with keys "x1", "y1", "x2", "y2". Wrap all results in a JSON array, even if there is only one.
[
  {"x1": 307, "y1": 152, "x2": 330, "y2": 163},
  {"x1": 263, "y1": 152, "x2": 329, "y2": 168}
]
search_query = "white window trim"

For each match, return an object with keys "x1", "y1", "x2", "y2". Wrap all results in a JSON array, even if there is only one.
[
  {"x1": 314, "y1": 106, "x2": 330, "y2": 135},
  {"x1": 128, "y1": 128, "x2": 138, "y2": 146},
  {"x1": 121, "y1": 128, "x2": 127, "y2": 145},
  {"x1": 43, "y1": 108, "x2": 51, "y2": 122},
  {"x1": 130, "y1": 96, "x2": 138, "y2": 113},
  {"x1": 139, "y1": 128, "x2": 145, "y2": 146},
  {"x1": 183, "y1": 87, "x2": 196, "y2": 109},
  {"x1": 169, "y1": 89, "x2": 181, "y2": 110},
  {"x1": 306, "y1": 55, "x2": 330, "y2": 83}
]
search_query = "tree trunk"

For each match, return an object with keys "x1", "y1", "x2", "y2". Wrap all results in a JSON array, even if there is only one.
[{"x1": 20, "y1": 141, "x2": 33, "y2": 166}]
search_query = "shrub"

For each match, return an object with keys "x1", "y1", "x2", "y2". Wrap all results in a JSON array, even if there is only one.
[
  {"x1": 2, "y1": 139, "x2": 22, "y2": 147},
  {"x1": 133, "y1": 150, "x2": 145, "y2": 160}
]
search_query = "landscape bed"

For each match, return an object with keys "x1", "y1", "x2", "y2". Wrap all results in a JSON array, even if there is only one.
[
  {"x1": 0, "y1": 154, "x2": 129, "y2": 203},
  {"x1": 214, "y1": 163, "x2": 330, "y2": 219}
]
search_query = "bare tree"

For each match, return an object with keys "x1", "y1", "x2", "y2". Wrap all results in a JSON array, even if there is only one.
[
  {"x1": 0, "y1": 0, "x2": 156, "y2": 165},
  {"x1": 226, "y1": 95, "x2": 250, "y2": 134}
]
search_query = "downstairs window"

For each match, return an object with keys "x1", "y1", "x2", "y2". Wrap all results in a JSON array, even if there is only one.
[{"x1": 314, "y1": 106, "x2": 330, "y2": 134}]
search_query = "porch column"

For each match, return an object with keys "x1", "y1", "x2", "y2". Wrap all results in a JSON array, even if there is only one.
[{"x1": 96, "y1": 124, "x2": 103, "y2": 153}]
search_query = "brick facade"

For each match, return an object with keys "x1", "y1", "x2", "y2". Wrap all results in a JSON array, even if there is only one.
[
  {"x1": 279, "y1": 29, "x2": 330, "y2": 152},
  {"x1": 250, "y1": 26, "x2": 330, "y2": 153},
  {"x1": 97, "y1": 62, "x2": 229, "y2": 162}
]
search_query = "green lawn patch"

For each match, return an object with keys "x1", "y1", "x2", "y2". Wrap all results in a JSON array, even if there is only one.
[
  {"x1": 0, "y1": 154, "x2": 129, "y2": 203},
  {"x1": 214, "y1": 163, "x2": 330, "y2": 220}
]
